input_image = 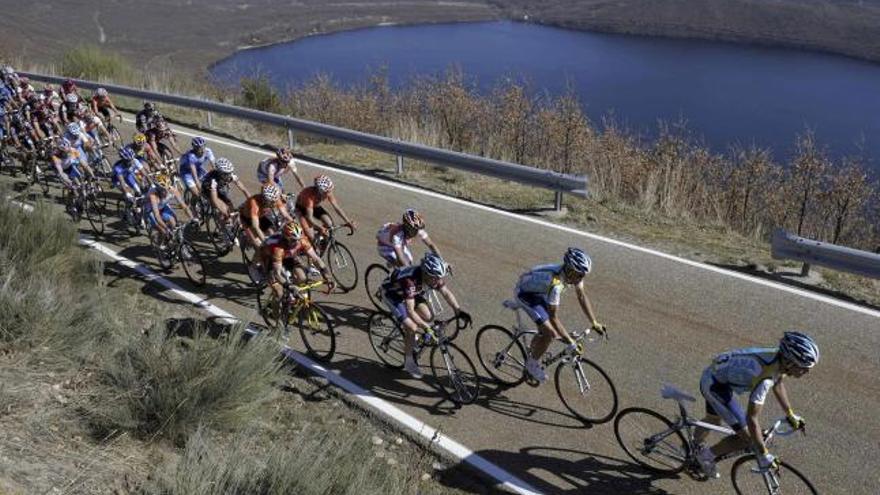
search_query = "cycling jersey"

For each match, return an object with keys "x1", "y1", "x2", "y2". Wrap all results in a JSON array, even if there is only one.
[
  {"x1": 178, "y1": 148, "x2": 214, "y2": 178},
  {"x1": 238, "y1": 194, "x2": 286, "y2": 229},
  {"x1": 381, "y1": 265, "x2": 443, "y2": 301},
  {"x1": 700, "y1": 348, "x2": 782, "y2": 430},
  {"x1": 376, "y1": 222, "x2": 428, "y2": 264},
  {"x1": 145, "y1": 186, "x2": 177, "y2": 227},
  {"x1": 259, "y1": 233, "x2": 312, "y2": 264},
  {"x1": 257, "y1": 157, "x2": 295, "y2": 185},
  {"x1": 516, "y1": 264, "x2": 569, "y2": 306},
  {"x1": 111, "y1": 159, "x2": 144, "y2": 193},
  {"x1": 295, "y1": 186, "x2": 325, "y2": 212}
]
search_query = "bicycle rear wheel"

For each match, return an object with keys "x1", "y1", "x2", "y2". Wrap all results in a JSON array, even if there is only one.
[
  {"x1": 325, "y1": 241, "x2": 358, "y2": 292},
  {"x1": 555, "y1": 357, "x2": 618, "y2": 424},
  {"x1": 614, "y1": 407, "x2": 689, "y2": 475},
  {"x1": 296, "y1": 303, "x2": 336, "y2": 361},
  {"x1": 255, "y1": 283, "x2": 280, "y2": 331},
  {"x1": 730, "y1": 456, "x2": 817, "y2": 494},
  {"x1": 179, "y1": 242, "x2": 207, "y2": 286},
  {"x1": 364, "y1": 263, "x2": 390, "y2": 312},
  {"x1": 241, "y1": 239, "x2": 259, "y2": 284},
  {"x1": 34, "y1": 165, "x2": 51, "y2": 196},
  {"x1": 474, "y1": 324, "x2": 528, "y2": 387},
  {"x1": 430, "y1": 343, "x2": 481, "y2": 405},
  {"x1": 368, "y1": 311, "x2": 405, "y2": 369}
]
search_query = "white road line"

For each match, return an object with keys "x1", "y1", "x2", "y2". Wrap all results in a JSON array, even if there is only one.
[
  {"x1": 75, "y1": 226, "x2": 544, "y2": 495},
  {"x1": 142, "y1": 118, "x2": 880, "y2": 319}
]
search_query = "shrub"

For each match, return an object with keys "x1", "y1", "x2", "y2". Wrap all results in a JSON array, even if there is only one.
[
  {"x1": 239, "y1": 74, "x2": 283, "y2": 113},
  {"x1": 60, "y1": 45, "x2": 134, "y2": 82}
]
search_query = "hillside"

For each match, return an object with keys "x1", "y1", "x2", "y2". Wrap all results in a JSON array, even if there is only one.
[{"x1": 2, "y1": 1, "x2": 880, "y2": 72}]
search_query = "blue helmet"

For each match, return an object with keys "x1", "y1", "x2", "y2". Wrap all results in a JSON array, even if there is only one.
[
  {"x1": 563, "y1": 247, "x2": 592, "y2": 274},
  {"x1": 191, "y1": 137, "x2": 206, "y2": 149},
  {"x1": 119, "y1": 147, "x2": 136, "y2": 162},
  {"x1": 779, "y1": 331, "x2": 820, "y2": 368},
  {"x1": 421, "y1": 252, "x2": 449, "y2": 278}
]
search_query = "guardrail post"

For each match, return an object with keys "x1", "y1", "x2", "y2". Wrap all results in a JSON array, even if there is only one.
[
  {"x1": 554, "y1": 191, "x2": 563, "y2": 212},
  {"x1": 287, "y1": 127, "x2": 296, "y2": 149},
  {"x1": 396, "y1": 155, "x2": 404, "y2": 175},
  {"x1": 206, "y1": 112, "x2": 213, "y2": 129},
  {"x1": 800, "y1": 263, "x2": 811, "y2": 277}
]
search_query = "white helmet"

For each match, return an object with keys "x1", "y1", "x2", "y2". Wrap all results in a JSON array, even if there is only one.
[
  {"x1": 215, "y1": 157, "x2": 234, "y2": 174},
  {"x1": 563, "y1": 247, "x2": 592, "y2": 274},
  {"x1": 779, "y1": 331, "x2": 820, "y2": 368},
  {"x1": 262, "y1": 184, "x2": 281, "y2": 202},
  {"x1": 66, "y1": 122, "x2": 81, "y2": 135},
  {"x1": 314, "y1": 174, "x2": 334, "y2": 193},
  {"x1": 421, "y1": 252, "x2": 449, "y2": 278}
]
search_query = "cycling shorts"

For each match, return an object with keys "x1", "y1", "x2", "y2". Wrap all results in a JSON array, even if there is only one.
[
  {"x1": 382, "y1": 293, "x2": 428, "y2": 324},
  {"x1": 700, "y1": 367, "x2": 747, "y2": 431},
  {"x1": 515, "y1": 291, "x2": 551, "y2": 325},
  {"x1": 239, "y1": 213, "x2": 275, "y2": 233},
  {"x1": 147, "y1": 205, "x2": 176, "y2": 227},
  {"x1": 98, "y1": 106, "x2": 111, "y2": 119},
  {"x1": 294, "y1": 204, "x2": 329, "y2": 230}
]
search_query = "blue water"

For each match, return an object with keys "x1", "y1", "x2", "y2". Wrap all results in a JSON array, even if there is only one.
[{"x1": 212, "y1": 21, "x2": 880, "y2": 166}]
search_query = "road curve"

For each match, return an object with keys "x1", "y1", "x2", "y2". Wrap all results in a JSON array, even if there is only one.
[{"x1": 17, "y1": 116, "x2": 878, "y2": 494}]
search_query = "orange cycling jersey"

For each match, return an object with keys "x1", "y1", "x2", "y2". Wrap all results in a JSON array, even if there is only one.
[
  {"x1": 295, "y1": 186, "x2": 328, "y2": 211},
  {"x1": 91, "y1": 95, "x2": 111, "y2": 109},
  {"x1": 260, "y1": 234, "x2": 313, "y2": 264},
  {"x1": 239, "y1": 194, "x2": 285, "y2": 219}
]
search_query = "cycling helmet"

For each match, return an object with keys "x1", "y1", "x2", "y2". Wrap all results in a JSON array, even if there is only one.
[
  {"x1": 119, "y1": 147, "x2": 136, "y2": 162},
  {"x1": 421, "y1": 252, "x2": 449, "y2": 278},
  {"x1": 282, "y1": 221, "x2": 303, "y2": 240},
  {"x1": 64, "y1": 92, "x2": 78, "y2": 103},
  {"x1": 94, "y1": 87, "x2": 108, "y2": 98},
  {"x1": 563, "y1": 247, "x2": 592, "y2": 274},
  {"x1": 215, "y1": 157, "x2": 234, "y2": 174},
  {"x1": 262, "y1": 184, "x2": 281, "y2": 202},
  {"x1": 1, "y1": 66, "x2": 13, "y2": 76},
  {"x1": 143, "y1": 101, "x2": 155, "y2": 111},
  {"x1": 19, "y1": 77, "x2": 29, "y2": 85},
  {"x1": 191, "y1": 136, "x2": 206, "y2": 149},
  {"x1": 402, "y1": 208, "x2": 425, "y2": 231},
  {"x1": 66, "y1": 122, "x2": 81, "y2": 135},
  {"x1": 133, "y1": 133, "x2": 147, "y2": 145},
  {"x1": 62, "y1": 79, "x2": 76, "y2": 91},
  {"x1": 58, "y1": 138, "x2": 72, "y2": 150},
  {"x1": 152, "y1": 184, "x2": 168, "y2": 197},
  {"x1": 314, "y1": 174, "x2": 334, "y2": 193},
  {"x1": 779, "y1": 331, "x2": 820, "y2": 369}
]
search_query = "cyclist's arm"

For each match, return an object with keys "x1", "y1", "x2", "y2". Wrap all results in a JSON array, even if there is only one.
[
  {"x1": 149, "y1": 195, "x2": 169, "y2": 233},
  {"x1": 90, "y1": 100, "x2": 99, "y2": 115},
  {"x1": 392, "y1": 244, "x2": 409, "y2": 267},
  {"x1": 208, "y1": 184, "x2": 221, "y2": 205},
  {"x1": 271, "y1": 251, "x2": 289, "y2": 284},
  {"x1": 304, "y1": 246, "x2": 332, "y2": 282},
  {"x1": 52, "y1": 158, "x2": 72, "y2": 187},
  {"x1": 437, "y1": 285, "x2": 463, "y2": 315},
  {"x1": 574, "y1": 281, "x2": 601, "y2": 328},
  {"x1": 405, "y1": 297, "x2": 432, "y2": 329},
  {"x1": 168, "y1": 133, "x2": 181, "y2": 155},
  {"x1": 327, "y1": 193, "x2": 356, "y2": 229},
  {"x1": 287, "y1": 164, "x2": 306, "y2": 189},
  {"x1": 171, "y1": 187, "x2": 194, "y2": 220},
  {"x1": 233, "y1": 178, "x2": 250, "y2": 198},
  {"x1": 771, "y1": 377, "x2": 795, "y2": 417},
  {"x1": 746, "y1": 401, "x2": 768, "y2": 455},
  {"x1": 250, "y1": 213, "x2": 267, "y2": 242},
  {"x1": 107, "y1": 98, "x2": 121, "y2": 117},
  {"x1": 548, "y1": 304, "x2": 577, "y2": 345},
  {"x1": 422, "y1": 234, "x2": 441, "y2": 258}
]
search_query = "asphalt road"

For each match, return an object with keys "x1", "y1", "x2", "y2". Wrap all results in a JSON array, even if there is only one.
[{"x1": 8, "y1": 118, "x2": 878, "y2": 495}]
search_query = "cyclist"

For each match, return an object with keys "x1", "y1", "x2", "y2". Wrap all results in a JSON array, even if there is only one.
[
  {"x1": 60, "y1": 91, "x2": 82, "y2": 124},
  {"x1": 178, "y1": 136, "x2": 214, "y2": 202},
  {"x1": 693, "y1": 331, "x2": 819, "y2": 479},
  {"x1": 294, "y1": 174, "x2": 357, "y2": 245},
  {"x1": 380, "y1": 252, "x2": 472, "y2": 378},
  {"x1": 257, "y1": 147, "x2": 305, "y2": 191},
  {"x1": 78, "y1": 107, "x2": 111, "y2": 146},
  {"x1": 376, "y1": 208, "x2": 442, "y2": 268},
  {"x1": 238, "y1": 184, "x2": 295, "y2": 247},
  {"x1": 515, "y1": 248, "x2": 606, "y2": 383},
  {"x1": 146, "y1": 117, "x2": 180, "y2": 158},
  {"x1": 145, "y1": 181, "x2": 195, "y2": 239},
  {"x1": 258, "y1": 221, "x2": 335, "y2": 303},
  {"x1": 135, "y1": 101, "x2": 158, "y2": 132},
  {"x1": 50, "y1": 138, "x2": 87, "y2": 188},
  {"x1": 111, "y1": 147, "x2": 147, "y2": 199},
  {"x1": 200, "y1": 157, "x2": 250, "y2": 221},
  {"x1": 129, "y1": 132, "x2": 161, "y2": 170},
  {"x1": 90, "y1": 87, "x2": 121, "y2": 124}
]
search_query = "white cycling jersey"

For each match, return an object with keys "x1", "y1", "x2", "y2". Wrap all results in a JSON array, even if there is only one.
[
  {"x1": 515, "y1": 263, "x2": 583, "y2": 306},
  {"x1": 708, "y1": 348, "x2": 781, "y2": 405}
]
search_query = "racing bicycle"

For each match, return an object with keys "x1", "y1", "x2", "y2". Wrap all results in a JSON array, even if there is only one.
[{"x1": 256, "y1": 278, "x2": 336, "y2": 361}]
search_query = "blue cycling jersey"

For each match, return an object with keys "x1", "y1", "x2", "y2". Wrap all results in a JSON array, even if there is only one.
[{"x1": 178, "y1": 148, "x2": 214, "y2": 177}]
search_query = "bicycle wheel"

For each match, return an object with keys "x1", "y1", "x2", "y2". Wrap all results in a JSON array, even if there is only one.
[
  {"x1": 255, "y1": 283, "x2": 281, "y2": 330},
  {"x1": 99, "y1": 156, "x2": 112, "y2": 178},
  {"x1": 33, "y1": 165, "x2": 51, "y2": 197},
  {"x1": 204, "y1": 211, "x2": 234, "y2": 257},
  {"x1": 364, "y1": 263, "x2": 390, "y2": 312},
  {"x1": 325, "y1": 241, "x2": 358, "y2": 292},
  {"x1": 84, "y1": 197, "x2": 105, "y2": 235},
  {"x1": 474, "y1": 324, "x2": 528, "y2": 387},
  {"x1": 430, "y1": 342, "x2": 481, "y2": 405},
  {"x1": 614, "y1": 407, "x2": 689, "y2": 475},
  {"x1": 147, "y1": 227, "x2": 173, "y2": 269},
  {"x1": 368, "y1": 311, "x2": 406, "y2": 369},
  {"x1": 555, "y1": 357, "x2": 618, "y2": 424},
  {"x1": 179, "y1": 242, "x2": 207, "y2": 286},
  {"x1": 296, "y1": 303, "x2": 336, "y2": 361},
  {"x1": 730, "y1": 456, "x2": 818, "y2": 494},
  {"x1": 241, "y1": 239, "x2": 259, "y2": 284},
  {"x1": 115, "y1": 199, "x2": 137, "y2": 235}
]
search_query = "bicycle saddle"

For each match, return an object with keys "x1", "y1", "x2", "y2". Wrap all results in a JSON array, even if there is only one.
[
  {"x1": 661, "y1": 384, "x2": 696, "y2": 403},
  {"x1": 502, "y1": 299, "x2": 524, "y2": 310}
]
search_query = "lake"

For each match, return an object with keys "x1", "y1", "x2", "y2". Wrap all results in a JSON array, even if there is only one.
[{"x1": 212, "y1": 21, "x2": 880, "y2": 167}]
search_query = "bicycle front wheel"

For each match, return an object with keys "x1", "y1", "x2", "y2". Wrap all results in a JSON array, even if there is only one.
[
  {"x1": 297, "y1": 303, "x2": 336, "y2": 361},
  {"x1": 368, "y1": 311, "x2": 405, "y2": 369},
  {"x1": 730, "y1": 456, "x2": 818, "y2": 494},
  {"x1": 614, "y1": 407, "x2": 689, "y2": 475},
  {"x1": 474, "y1": 324, "x2": 528, "y2": 387},
  {"x1": 364, "y1": 263, "x2": 390, "y2": 312},
  {"x1": 430, "y1": 343, "x2": 481, "y2": 405},
  {"x1": 325, "y1": 241, "x2": 358, "y2": 292},
  {"x1": 555, "y1": 357, "x2": 618, "y2": 424},
  {"x1": 84, "y1": 197, "x2": 105, "y2": 235},
  {"x1": 180, "y1": 242, "x2": 207, "y2": 286},
  {"x1": 205, "y1": 212, "x2": 234, "y2": 257}
]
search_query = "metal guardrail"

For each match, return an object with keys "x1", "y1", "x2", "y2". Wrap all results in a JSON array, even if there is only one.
[
  {"x1": 22, "y1": 72, "x2": 588, "y2": 209},
  {"x1": 771, "y1": 228, "x2": 880, "y2": 279}
]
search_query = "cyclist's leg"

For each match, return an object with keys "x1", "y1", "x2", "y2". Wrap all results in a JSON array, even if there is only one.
[
  {"x1": 516, "y1": 292, "x2": 556, "y2": 360},
  {"x1": 414, "y1": 295, "x2": 432, "y2": 323},
  {"x1": 698, "y1": 368, "x2": 750, "y2": 456},
  {"x1": 315, "y1": 205, "x2": 333, "y2": 230},
  {"x1": 161, "y1": 206, "x2": 178, "y2": 231}
]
